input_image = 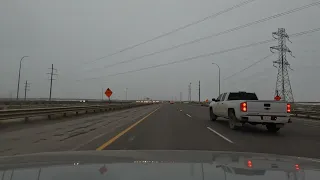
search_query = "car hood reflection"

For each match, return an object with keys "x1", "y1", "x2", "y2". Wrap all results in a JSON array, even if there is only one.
[{"x1": 0, "y1": 151, "x2": 319, "y2": 180}]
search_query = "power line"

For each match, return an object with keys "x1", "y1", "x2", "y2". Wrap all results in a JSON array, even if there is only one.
[
  {"x1": 223, "y1": 54, "x2": 274, "y2": 80},
  {"x1": 78, "y1": 27, "x2": 320, "y2": 81},
  {"x1": 85, "y1": 1, "x2": 320, "y2": 72},
  {"x1": 86, "y1": 0, "x2": 258, "y2": 64}
]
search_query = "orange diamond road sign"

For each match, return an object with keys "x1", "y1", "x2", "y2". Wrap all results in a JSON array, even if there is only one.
[
  {"x1": 274, "y1": 95, "x2": 281, "y2": 101},
  {"x1": 105, "y1": 88, "x2": 113, "y2": 98}
]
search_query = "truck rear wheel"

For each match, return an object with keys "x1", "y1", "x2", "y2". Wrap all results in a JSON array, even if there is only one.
[
  {"x1": 209, "y1": 108, "x2": 217, "y2": 121},
  {"x1": 228, "y1": 111, "x2": 239, "y2": 130},
  {"x1": 266, "y1": 124, "x2": 280, "y2": 132}
]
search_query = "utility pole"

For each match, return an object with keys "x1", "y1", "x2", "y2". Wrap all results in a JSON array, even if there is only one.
[
  {"x1": 101, "y1": 88, "x2": 103, "y2": 101},
  {"x1": 9, "y1": 91, "x2": 13, "y2": 100},
  {"x1": 24, "y1": 80, "x2": 30, "y2": 101},
  {"x1": 125, "y1": 88, "x2": 128, "y2": 100},
  {"x1": 188, "y1": 83, "x2": 192, "y2": 102},
  {"x1": 270, "y1": 28, "x2": 294, "y2": 102},
  {"x1": 180, "y1": 92, "x2": 182, "y2": 103},
  {"x1": 47, "y1": 64, "x2": 58, "y2": 101},
  {"x1": 198, "y1": 81, "x2": 201, "y2": 102}
]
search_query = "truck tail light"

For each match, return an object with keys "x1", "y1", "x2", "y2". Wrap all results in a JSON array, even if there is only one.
[
  {"x1": 240, "y1": 102, "x2": 247, "y2": 112},
  {"x1": 287, "y1": 104, "x2": 291, "y2": 113},
  {"x1": 247, "y1": 160, "x2": 253, "y2": 168}
]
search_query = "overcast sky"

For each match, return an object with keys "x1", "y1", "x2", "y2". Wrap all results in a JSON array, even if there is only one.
[{"x1": 0, "y1": 0, "x2": 319, "y2": 101}]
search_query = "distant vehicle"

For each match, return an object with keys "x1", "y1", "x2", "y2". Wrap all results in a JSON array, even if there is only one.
[
  {"x1": 209, "y1": 91, "x2": 291, "y2": 132},
  {"x1": 200, "y1": 101, "x2": 209, "y2": 106},
  {"x1": 170, "y1": 101, "x2": 174, "y2": 104}
]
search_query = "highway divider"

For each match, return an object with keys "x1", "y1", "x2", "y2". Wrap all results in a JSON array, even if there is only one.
[{"x1": 0, "y1": 103, "x2": 154, "y2": 123}]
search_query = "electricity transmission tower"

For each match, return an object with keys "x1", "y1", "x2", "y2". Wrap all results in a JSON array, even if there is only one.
[{"x1": 270, "y1": 28, "x2": 294, "y2": 102}]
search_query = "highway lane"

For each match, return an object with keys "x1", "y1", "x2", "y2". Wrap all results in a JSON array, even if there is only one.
[
  {"x1": 176, "y1": 104, "x2": 320, "y2": 158},
  {"x1": 0, "y1": 104, "x2": 160, "y2": 156},
  {"x1": 104, "y1": 103, "x2": 237, "y2": 151},
  {"x1": 102, "y1": 103, "x2": 320, "y2": 159}
]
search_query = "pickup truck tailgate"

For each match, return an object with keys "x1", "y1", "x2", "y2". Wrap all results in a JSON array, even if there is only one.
[{"x1": 247, "y1": 101, "x2": 287, "y2": 114}]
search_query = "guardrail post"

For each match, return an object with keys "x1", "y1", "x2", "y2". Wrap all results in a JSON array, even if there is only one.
[
  {"x1": 63, "y1": 113, "x2": 67, "y2": 117},
  {"x1": 76, "y1": 111, "x2": 79, "y2": 115},
  {"x1": 48, "y1": 115, "x2": 51, "y2": 120},
  {"x1": 24, "y1": 117, "x2": 29, "y2": 123}
]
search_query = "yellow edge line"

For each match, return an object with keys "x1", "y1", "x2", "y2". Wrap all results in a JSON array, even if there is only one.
[{"x1": 96, "y1": 106, "x2": 161, "y2": 151}]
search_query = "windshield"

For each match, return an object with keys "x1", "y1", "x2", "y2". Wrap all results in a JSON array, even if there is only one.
[{"x1": 0, "y1": 0, "x2": 320, "y2": 179}]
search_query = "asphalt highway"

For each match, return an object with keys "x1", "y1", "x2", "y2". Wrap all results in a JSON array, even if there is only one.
[{"x1": 1, "y1": 103, "x2": 320, "y2": 158}]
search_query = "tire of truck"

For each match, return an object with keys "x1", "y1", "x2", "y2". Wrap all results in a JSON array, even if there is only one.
[
  {"x1": 266, "y1": 124, "x2": 280, "y2": 132},
  {"x1": 228, "y1": 110, "x2": 239, "y2": 130},
  {"x1": 209, "y1": 108, "x2": 217, "y2": 121}
]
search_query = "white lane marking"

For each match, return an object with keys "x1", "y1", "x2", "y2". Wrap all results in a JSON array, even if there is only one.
[
  {"x1": 207, "y1": 127, "x2": 234, "y2": 144},
  {"x1": 186, "y1": 114, "x2": 192, "y2": 118}
]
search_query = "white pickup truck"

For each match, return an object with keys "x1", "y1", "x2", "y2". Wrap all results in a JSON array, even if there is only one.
[{"x1": 209, "y1": 91, "x2": 291, "y2": 132}]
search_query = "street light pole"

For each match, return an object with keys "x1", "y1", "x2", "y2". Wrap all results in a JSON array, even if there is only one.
[
  {"x1": 16, "y1": 56, "x2": 29, "y2": 100},
  {"x1": 212, "y1": 63, "x2": 221, "y2": 96}
]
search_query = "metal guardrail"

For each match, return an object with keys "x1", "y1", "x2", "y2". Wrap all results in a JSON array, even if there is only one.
[
  {"x1": 0, "y1": 100, "x2": 138, "y2": 110},
  {"x1": 0, "y1": 103, "x2": 152, "y2": 121}
]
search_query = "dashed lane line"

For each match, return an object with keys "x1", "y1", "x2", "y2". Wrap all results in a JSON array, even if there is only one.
[{"x1": 207, "y1": 127, "x2": 234, "y2": 144}]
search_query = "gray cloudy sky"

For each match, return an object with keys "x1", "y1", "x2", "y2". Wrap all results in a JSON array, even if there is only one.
[{"x1": 0, "y1": 0, "x2": 319, "y2": 101}]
